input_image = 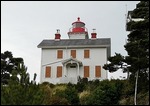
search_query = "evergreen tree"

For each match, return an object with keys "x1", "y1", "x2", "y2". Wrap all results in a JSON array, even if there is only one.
[
  {"x1": 125, "y1": 1, "x2": 149, "y2": 105},
  {"x1": 1, "y1": 51, "x2": 23, "y2": 84},
  {"x1": 125, "y1": 0, "x2": 149, "y2": 89},
  {"x1": 1, "y1": 51, "x2": 40, "y2": 105},
  {"x1": 103, "y1": 1, "x2": 149, "y2": 105},
  {"x1": 103, "y1": 1, "x2": 149, "y2": 84}
]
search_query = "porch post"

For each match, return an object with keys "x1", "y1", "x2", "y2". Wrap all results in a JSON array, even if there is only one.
[
  {"x1": 77, "y1": 62, "x2": 79, "y2": 76},
  {"x1": 64, "y1": 64, "x2": 67, "y2": 77}
]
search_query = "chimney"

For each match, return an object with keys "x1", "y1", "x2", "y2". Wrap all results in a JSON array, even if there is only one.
[
  {"x1": 55, "y1": 29, "x2": 61, "y2": 40},
  {"x1": 91, "y1": 29, "x2": 97, "y2": 39}
]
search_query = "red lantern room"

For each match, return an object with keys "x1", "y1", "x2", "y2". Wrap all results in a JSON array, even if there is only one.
[
  {"x1": 72, "y1": 17, "x2": 85, "y2": 32},
  {"x1": 68, "y1": 17, "x2": 89, "y2": 39}
]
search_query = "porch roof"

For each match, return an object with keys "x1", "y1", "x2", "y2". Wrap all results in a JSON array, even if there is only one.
[{"x1": 62, "y1": 57, "x2": 82, "y2": 66}]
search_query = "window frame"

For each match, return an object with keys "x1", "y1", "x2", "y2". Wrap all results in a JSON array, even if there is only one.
[
  {"x1": 84, "y1": 49, "x2": 90, "y2": 58},
  {"x1": 45, "y1": 66, "x2": 51, "y2": 78},
  {"x1": 95, "y1": 66, "x2": 101, "y2": 77},
  {"x1": 71, "y1": 50, "x2": 76, "y2": 58},
  {"x1": 84, "y1": 66, "x2": 90, "y2": 78},
  {"x1": 57, "y1": 66, "x2": 62, "y2": 78},
  {"x1": 57, "y1": 50, "x2": 63, "y2": 59}
]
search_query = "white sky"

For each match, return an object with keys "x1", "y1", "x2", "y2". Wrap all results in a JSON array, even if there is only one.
[{"x1": 1, "y1": 1, "x2": 140, "y2": 83}]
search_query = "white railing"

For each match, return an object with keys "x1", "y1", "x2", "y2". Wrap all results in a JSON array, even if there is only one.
[
  {"x1": 59, "y1": 77, "x2": 78, "y2": 84},
  {"x1": 68, "y1": 27, "x2": 88, "y2": 32}
]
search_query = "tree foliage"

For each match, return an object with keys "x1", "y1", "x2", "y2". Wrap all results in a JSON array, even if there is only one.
[
  {"x1": 103, "y1": 1, "x2": 149, "y2": 90},
  {"x1": 103, "y1": 2, "x2": 149, "y2": 105},
  {"x1": 53, "y1": 84, "x2": 79, "y2": 105},
  {"x1": 125, "y1": 1, "x2": 149, "y2": 91},
  {"x1": 1, "y1": 2, "x2": 149, "y2": 104},
  {"x1": 1, "y1": 51, "x2": 23, "y2": 84},
  {"x1": 85, "y1": 80, "x2": 124, "y2": 105},
  {"x1": 103, "y1": 53, "x2": 125, "y2": 73}
]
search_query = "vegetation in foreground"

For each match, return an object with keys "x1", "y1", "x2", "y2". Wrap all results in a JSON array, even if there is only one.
[
  {"x1": 1, "y1": 1, "x2": 149, "y2": 105},
  {"x1": 1, "y1": 51, "x2": 149, "y2": 105}
]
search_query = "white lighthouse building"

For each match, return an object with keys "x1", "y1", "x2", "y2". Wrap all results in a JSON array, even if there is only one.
[{"x1": 37, "y1": 17, "x2": 111, "y2": 84}]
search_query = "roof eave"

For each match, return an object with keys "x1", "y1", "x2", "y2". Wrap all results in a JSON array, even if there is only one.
[{"x1": 38, "y1": 45, "x2": 110, "y2": 49}]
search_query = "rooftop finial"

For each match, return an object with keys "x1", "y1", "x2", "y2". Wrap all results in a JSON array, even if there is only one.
[
  {"x1": 56, "y1": 29, "x2": 60, "y2": 34},
  {"x1": 92, "y1": 28, "x2": 96, "y2": 33},
  {"x1": 77, "y1": 17, "x2": 80, "y2": 21}
]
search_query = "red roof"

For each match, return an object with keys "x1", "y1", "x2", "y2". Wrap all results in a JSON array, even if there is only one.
[{"x1": 72, "y1": 17, "x2": 85, "y2": 25}]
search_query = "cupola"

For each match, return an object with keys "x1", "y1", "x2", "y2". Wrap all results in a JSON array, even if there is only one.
[{"x1": 68, "y1": 17, "x2": 89, "y2": 39}]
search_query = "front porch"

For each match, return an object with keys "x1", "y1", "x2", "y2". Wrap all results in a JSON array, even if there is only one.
[{"x1": 61, "y1": 57, "x2": 83, "y2": 84}]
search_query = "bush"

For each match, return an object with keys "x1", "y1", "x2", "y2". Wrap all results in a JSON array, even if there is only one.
[
  {"x1": 53, "y1": 85, "x2": 79, "y2": 105},
  {"x1": 79, "y1": 90, "x2": 90, "y2": 105},
  {"x1": 86, "y1": 79, "x2": 123, "y2": 105},
  {"x1": 50, "y1": 96, "x2": 69, "y2": 105}
]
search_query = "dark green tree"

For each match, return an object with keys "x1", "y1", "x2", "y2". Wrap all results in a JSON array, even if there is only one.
[
  {"x1": 125, "y1": 1, "x2": 149, "y2": 83},
  {"x1": 103, "y1": 53, "x2": 125, "y2": 71},
  {"x1": 103, "y1": 53, "x2": 130, "y2": 79},
  {"x1": 86, "y1": 80, "x2": 123, "y2": 105},
  {"x1": 1, "y1": 51, "x2": 41, "y2": 105},
  {"x1": 125, "y1": 1, "x2": 149, "y2": 105},
  {"x1": 1, "y1": 51, "x2": 23, "y2": 84},
  {"x1": 103, "y1": 1, "x2": 149, "y2": 86},
  {"x1": 103, "y1": 1, "x2": 149, "y2": 105},
  {"x1": 54, "y1": 85, "x2": 79, "y2": 105}
]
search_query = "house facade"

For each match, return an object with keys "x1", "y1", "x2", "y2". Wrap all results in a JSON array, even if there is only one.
[{"x1": 38, "y1": 17, "x2": 111, "y2": 84}]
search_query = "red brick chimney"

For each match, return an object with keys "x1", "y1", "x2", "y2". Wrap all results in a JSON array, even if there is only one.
[
  {"x1": 55, "y1": 29, "x2": 61, "y2": 40},
  {"x1": 91, "y1": 29, "x2": 97, "y2": 39}
]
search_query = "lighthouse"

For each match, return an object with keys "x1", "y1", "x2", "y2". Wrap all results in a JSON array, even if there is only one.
[
  {"x1": 37, "y1": 17, "x2": 111, "y2": 84},
  {"x1": 68, "y1": 17, "x2": 89, "y2": 39}
]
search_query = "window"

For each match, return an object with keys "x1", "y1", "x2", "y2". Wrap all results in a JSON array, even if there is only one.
[
  {"x1": 84, "y1": 50, "x2": 90, "y2": 58},
  {"x1": 84, "y1": 66, "x2": 89, "y2": 78},
  {"x1": 57, "y1": 66, "x2": 62, "y2": 77},
  {"x1": 45, "y1": 66, "x2": 51, "y2": 78},
  {"x1": 71, "y1": 50, "x2": 76, "y2": 58},
  {"x1": 57, "y1": 50, "x2": 63, "y2": 59},
  {"x1": 95, "y1": 66, "x2": 101, "y2": 77},
  {"x1": 70, "y1": 65, "x2": 76, "y2": 68}
]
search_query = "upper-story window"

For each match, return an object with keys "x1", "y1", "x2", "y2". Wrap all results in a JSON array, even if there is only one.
[
  {"x1": 71, "y1": 50, "x2": 76, "y2": 58},
  {"x1": 84, "y1": 50, "x2": 90, "y2": 58},
  {"x1": 72, "y1": 23, "x2": 84, "y2": 28},
  {"x1": 57, "y1": 50, "x2": 63, "y2": 59},
  {"x1": 70, "y1": 64, "x2": 77, "y2": 68}
]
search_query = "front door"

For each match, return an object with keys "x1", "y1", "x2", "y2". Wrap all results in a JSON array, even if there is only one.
[{"x1": 67, "y1": 63, "x2": 77, "y2": 78}]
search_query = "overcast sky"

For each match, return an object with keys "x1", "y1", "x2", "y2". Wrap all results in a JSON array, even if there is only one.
[{"x1": 1, "y1": 1, "x2": 140, "y2": 83}]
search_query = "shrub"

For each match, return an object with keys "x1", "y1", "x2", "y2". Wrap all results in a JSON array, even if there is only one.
[
  {"x1": 50, "y1": 96, "x2": 69, "y2": 105},
  {"x1": 79, "y1": 90, "x2": 90, "y2": 105}
]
